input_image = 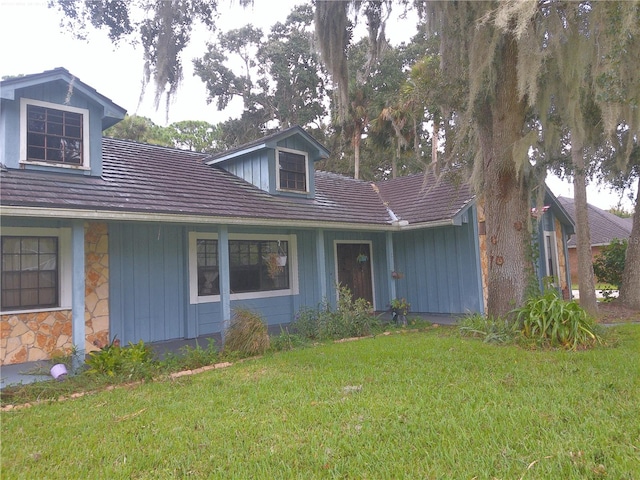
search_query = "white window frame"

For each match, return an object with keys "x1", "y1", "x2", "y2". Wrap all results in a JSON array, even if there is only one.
[
  {"x1": 189, "y1": 232, "x2": 299, "y2": 304},
  {"x1": 276, "y1": 147, "x2": 309, "y2": 193},
  {"x1": 20, "y1": 98, "x2": 91, "y2": 170},
  {"x1": 544, "y1": 231, "x2": 560, "y2": 282},
  {"x1": 0, "y1": 227, "x2": 72, "y2": 314}
]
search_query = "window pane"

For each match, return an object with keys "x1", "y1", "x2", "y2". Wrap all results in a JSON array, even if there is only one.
[
  {"x1": 26, "y1": 105, "x2": 83, "y2": 165},
  {"x1": 1, "y1": 236, "x2": 59, "y2": 310},
  {"x1": 228, "y1": 240, "x2": 289, "y2": 293},
  {"x1": 279, "y1": 151, "x2": 307, "y2": 191}
]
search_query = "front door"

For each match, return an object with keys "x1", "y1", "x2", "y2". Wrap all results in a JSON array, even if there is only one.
[{"x1": 336, "y1": 243, "x2": 374, "y2": 306}]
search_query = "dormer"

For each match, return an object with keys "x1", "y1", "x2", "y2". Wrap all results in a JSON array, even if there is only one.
[
  {"x1": 205, "y1": 126, "x2": 330, "y2": 199},
  {"x1": 0, "y1": 68, "x2": 126, "y2": 177}
]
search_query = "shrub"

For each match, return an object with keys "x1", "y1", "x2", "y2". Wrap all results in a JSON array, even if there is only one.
[
  {"x1": 269, "y1": 328, "x2": 310, "y2": 352},
  {"x1": 458, "y1": 313, "x2": 517, "y2": 344},
  {"x1": 223, "y1": 308, "x2": 270, "y2": 357},
  {"x1": 290, "y1": 286, "x2": 380, "y2": 340},
  {"x1": 513, "y1": 289, "x2": 600, "y2": 350},
  {"x1": 593, "y1": 238, "x2": 627, "y2": 289},
  {"x1": 163, "y1": 338, "x2": 218, "y2": 371},
  {"x1": 85, "y1": 339, "x2": 157, "y2": 379}
]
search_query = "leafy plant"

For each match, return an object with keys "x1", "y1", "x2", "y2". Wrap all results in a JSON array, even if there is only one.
[
  {"x1": 513, "y1": 289, "x2": 600, "y2": 350},
  {"x1": 223, "y1": 308, "x2": 270, "y2": 357},
  {"x1": 458, "y1": 313, "x2": 517, "y2": 344},
  {"x1": 85, "y1": 338, "x2": 156, "y2": 379},
  {"x1": 269, "y1": 327, "x2": 310, "y2": 352},
  {"x1": 290, "y1": 286, "x2": 380, "y2": 340},
  {"x1": 163, "y1": 338, "x2": 218, "y2": 371},
  {"x1": 390, "y1": 297, "x2": 410, "y2": 315},
  {"x1": 593, "y1": 239, "x2": 627, "y2": 290}
]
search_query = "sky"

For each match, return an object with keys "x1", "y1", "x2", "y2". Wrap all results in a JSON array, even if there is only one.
[{"x1": 0, "y1": 0, "x2": 635, "y2": 211}]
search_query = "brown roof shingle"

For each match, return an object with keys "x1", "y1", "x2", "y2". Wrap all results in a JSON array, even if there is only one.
[{"x1": 1, "y1": 137, "x2": 474, "y2": 229}]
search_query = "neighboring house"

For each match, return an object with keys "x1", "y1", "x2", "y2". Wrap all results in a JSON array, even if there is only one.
[
  {"x1": 0, "y1": 68, "x2": 575, "y2": 365},
  {"x1": 557, "y1": 196, "x2": 633, "y2": 284}
]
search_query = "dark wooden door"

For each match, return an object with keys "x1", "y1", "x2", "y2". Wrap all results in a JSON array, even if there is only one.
[{"x1": 336, "y1": 243, "x2": 374, "y2": 305}]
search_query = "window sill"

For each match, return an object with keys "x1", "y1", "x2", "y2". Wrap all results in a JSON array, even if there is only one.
[
  {"x1": 0, "y1": 306, "x2": 72, "y2": 316},
  {"x1": 20, "y1": 160, "x2": 90, "y2": 171},
  {"x1": 192, "y1": 289, "x2": 294, "y2": 305}
]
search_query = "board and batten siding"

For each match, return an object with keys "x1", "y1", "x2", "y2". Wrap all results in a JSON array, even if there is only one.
[
  {"x1": 109, "y1": 223, "x2": 188, "y2": 345},
  {"x1": 223, "y1": 151, "x2": 271, "y2": 192},
  {"x1": 108, "y1": 224, "x2": 326, "y2": 344},
  {"x1": 392, "y1": 216, "x2": 483, "y2": 315}
]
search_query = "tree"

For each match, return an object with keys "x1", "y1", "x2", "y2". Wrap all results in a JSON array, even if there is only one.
[
  {"x1": 420, "y1": 1, "x2": 640, "y2": 317},
  {"x1": 164, "y1": 120, "x2": 222, "y2": 153},
  {"x1": 104, "y1": 115, "x2": 172, "y2": 146},
  {"x1": 50, "y1": 0, "x2": 222, "y2": 113}
]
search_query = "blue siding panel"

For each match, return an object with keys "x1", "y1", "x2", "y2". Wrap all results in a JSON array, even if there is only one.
[{"x1": 392, "y1": 219, "x2": 482, "y2": 315}]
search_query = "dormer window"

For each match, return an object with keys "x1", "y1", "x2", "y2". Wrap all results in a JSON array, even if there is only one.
[
  {"x1": 277, "y1": 148, "x2": 308, "y2": 193},
  {"x1": 20, "y1": 99, "x2": 90, "y2": 170}
]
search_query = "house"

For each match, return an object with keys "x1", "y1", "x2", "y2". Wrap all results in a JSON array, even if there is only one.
[
  {"x1": 557, "y1": 196, "x2": 632, "y2": 283},
  {"x1": 0, "y1": 69, "x2": 574, "y2": 365}
]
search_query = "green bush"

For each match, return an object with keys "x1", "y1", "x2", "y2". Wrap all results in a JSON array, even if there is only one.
[
  {"x1": 513, "y1": 289, "x2": 600, "y2": 350},
  {"x1": 593, "y1": 238, "x2": 627, "y2": 289},
  {"x1": 163, "y1": 338, "x2": 218, "y2": 371},
  {"x1": 458, "y1": 313, "x2": 517, "y2": 344},
  {"x1": 85, "y1": 339, "x2": 157, "y2": 379},
  {"x1": 290, "y1": 286, "x2": 380, "y2": 340},
  {"x1": 223, "y1": 308, "x2": 270, "y2": 357}
]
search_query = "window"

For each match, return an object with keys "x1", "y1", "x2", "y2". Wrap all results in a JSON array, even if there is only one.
[
  {"x1": 189, "y1": 232, "x2": 298, "y2": 304},
  {"x1": 197, "y1": 239, "x2": 220, "y2": 296},
  {"x1": 278, "y1": 149, "x2": 308, "y2": 192},
  {"x1": 544, "y1": 232, "x2": 559, "y2": 280},
  {"x1": 1, "y1": 236, "x2": 59, "y2": 310},
  {"x1": 229, "y1": 240, "x2": 289, "y2": 293},
  {"x1": 20, "y1": 99, "x2": 90, "y2": 169}
]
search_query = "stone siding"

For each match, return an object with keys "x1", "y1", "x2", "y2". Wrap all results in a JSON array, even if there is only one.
[
  {"x1": 84, "y1": 222, "x2": 110, "y2": 352},
  {"x1": 1, "y1": 311, "x2": 73, "y2": 364}
]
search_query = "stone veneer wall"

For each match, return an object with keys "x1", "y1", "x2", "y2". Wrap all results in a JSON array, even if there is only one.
[
  {"x1": 84, "y1": 222, "x2": 110, "y2": 353},
  {"x1": 1, "y1": 311, "x2": 73, "y2": 364},
  {"x1": 0, "y1": 222, "x2": 110, "y2": 365}
]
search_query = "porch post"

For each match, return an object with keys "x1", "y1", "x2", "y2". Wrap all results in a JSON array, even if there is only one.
[
  {"x1": 316, "y1": 229, "x2": 327, "y2": 301},
  {"x1": 218, "y1": 225, "x2": 231, "y2": 342},
  {"x1": 71, "y1": 220, "x2": 86, "y2": 370},
  {"x1": 386, "y1": 232, "x2": 396, "y2": 302}
]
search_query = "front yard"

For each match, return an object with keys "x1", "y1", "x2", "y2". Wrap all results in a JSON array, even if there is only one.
[{"x1": 2, "y1": 324, "x2": 639, "y2": 479}]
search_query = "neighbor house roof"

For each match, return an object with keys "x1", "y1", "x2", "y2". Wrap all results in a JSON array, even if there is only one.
[
  {"x1": 0, "y1": 67, "x2": 127, "y2": 129},
  {"x1": 1, "y1": 137, "x2": 471, "y2": 230},
  {"x1": 557, "y1": 196, "x2": 632, "y2": 247}
]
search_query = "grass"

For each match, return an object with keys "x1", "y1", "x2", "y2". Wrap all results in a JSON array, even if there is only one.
[{"x1": 2, "y1": 324, "x2": 639, "y2": 479}]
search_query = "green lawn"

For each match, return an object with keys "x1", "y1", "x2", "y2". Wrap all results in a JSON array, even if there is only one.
[{"x1": 2, "y1": 325, "x2": 639, "y2": 479}]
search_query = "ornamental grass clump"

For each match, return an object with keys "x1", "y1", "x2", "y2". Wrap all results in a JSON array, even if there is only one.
[
  {"x1": 514, "y1": 289, "x2": 600, "y2": 350},
  {"x1": 223, "y1": 308, "x2": 270, "y2": 357}
]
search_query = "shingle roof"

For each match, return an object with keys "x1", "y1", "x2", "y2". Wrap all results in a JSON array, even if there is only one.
[
  {"x1": 376, "y1": 172, "x2": 474, "y2": 224},
  {"x1": 557, "y1": 196, "x2": 632, "y2": 247},
  {"x1": 1, "y1": 136, "x2": 476, "y2": 229}
]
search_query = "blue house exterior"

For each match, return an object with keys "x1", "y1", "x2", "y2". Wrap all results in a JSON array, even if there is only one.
[{"x1": 0, "y1": 69, "x2": 574, "y2": 365}]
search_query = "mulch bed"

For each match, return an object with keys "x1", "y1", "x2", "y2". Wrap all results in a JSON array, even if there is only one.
[{"x1": 596, "y1": 300, "x2": 640, "y2": 324}]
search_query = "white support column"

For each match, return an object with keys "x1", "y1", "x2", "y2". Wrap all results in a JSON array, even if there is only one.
[
  {"x1": 218, "y1": 225, "x2": 231, "y2": 342},
  {"x1": 386, "y1": 232, "x2": 397, "y2": 302},
  {"x1": 316, "y1": 229, "x2": 327, "y2": 301},
  {"x1": 71, "y1": 220, "x2": 86, "y2": 370}
]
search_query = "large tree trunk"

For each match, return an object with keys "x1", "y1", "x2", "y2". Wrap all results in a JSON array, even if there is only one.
[
  {"x1": 619, "y1": 177, "x2": 640, "y2": 309},
  {"x1": 572, "y1": 141, "x2": 599, "y2": 316},
  {"x1": 353, "y1": 131, "x2": 361, "y2": 179},
  {"x1": 477, "y1": 35, "x2": 531, "y2": 318}
]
